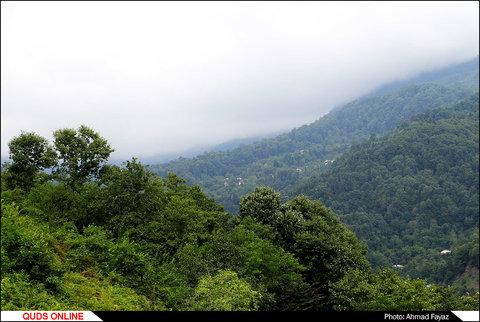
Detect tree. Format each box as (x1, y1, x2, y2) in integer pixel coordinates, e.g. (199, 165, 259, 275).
(53, 125, 114, 190)
(100, 158, 167, 235)
(237, 187, 281, 226)
(237, 189, 371, 309)
(282, 198, 371, 309)
(3, 132, 57, 191)
(189, 270, 261, 311)
(329, 268, 460, 311)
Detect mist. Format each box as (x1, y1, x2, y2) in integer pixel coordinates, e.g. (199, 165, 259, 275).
(2, 1, 478, 162)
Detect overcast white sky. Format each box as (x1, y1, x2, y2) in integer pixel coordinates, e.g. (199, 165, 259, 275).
(2, 1, 479, 161)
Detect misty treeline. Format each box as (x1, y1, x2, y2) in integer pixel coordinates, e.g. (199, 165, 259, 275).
(150, 83, 476, 229)
(150, 75, 477, 215)
(1, 125, 478, 311)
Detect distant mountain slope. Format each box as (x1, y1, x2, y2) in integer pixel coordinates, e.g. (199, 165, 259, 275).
(292, 93, 479, 292)
(150, 58, 478, 213)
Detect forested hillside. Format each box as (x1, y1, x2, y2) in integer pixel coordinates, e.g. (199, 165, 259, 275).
(292, 93, 479, 294)
(4, 127, 477, 311)
(150, 58, 478, 214)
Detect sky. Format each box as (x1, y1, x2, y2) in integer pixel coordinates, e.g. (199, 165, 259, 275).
(2, 1, 479, 162)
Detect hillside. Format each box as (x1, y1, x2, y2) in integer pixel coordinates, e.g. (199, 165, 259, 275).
(151, 84, 475, 213)
(292, 93, 479, 293)
(2, 124, 479, 311)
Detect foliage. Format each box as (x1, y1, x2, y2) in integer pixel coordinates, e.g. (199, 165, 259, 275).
(53, 125, 114, 190)
(1, 201, 64, 292)
(3, 132, 56, 191)
(238, 187, 281, 226)
(2, 96, 478, 312)
(60, 271, 152, 311)
(293, 93, 479, 293)
(458, 292, 480, 310)
(329, 268, 459, 311)
(188, 270, 260, 311)
(1, 272, 64, 311)
(1, 199, 153, 311)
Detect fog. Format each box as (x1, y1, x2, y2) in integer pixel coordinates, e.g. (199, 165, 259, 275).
(2, 1, 479, 162)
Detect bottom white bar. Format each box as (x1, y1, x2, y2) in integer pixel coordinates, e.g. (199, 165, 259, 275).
(0, 311, 102, 322)
(452, 311, 479, 322)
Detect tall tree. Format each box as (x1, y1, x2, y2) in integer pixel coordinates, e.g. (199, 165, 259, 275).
(237, 188, 371, 309)
(237, 187, 281, 226)
(3, 132, 57, 191)
(53, 125, 114, 190)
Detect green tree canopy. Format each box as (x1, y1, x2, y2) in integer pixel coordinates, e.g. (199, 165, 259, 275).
(189, 270, 261, 311)
(236, 188, 371, 309)
(238, 187, 281, 226)
(3, 132, 57, 191)
(53, 125, 114, 190)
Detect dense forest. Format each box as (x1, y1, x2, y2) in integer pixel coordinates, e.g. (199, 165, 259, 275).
(292, 93, 479, 294)
(1, 125, 478, 311)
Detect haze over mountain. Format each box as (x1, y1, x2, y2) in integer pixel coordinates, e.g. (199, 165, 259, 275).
(2, 2, 479, 162)
(151, 56, 479, 212)
(126, 56, 480, 165)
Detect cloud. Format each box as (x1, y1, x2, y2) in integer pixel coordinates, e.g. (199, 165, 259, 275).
(2, 1, 479, 160)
